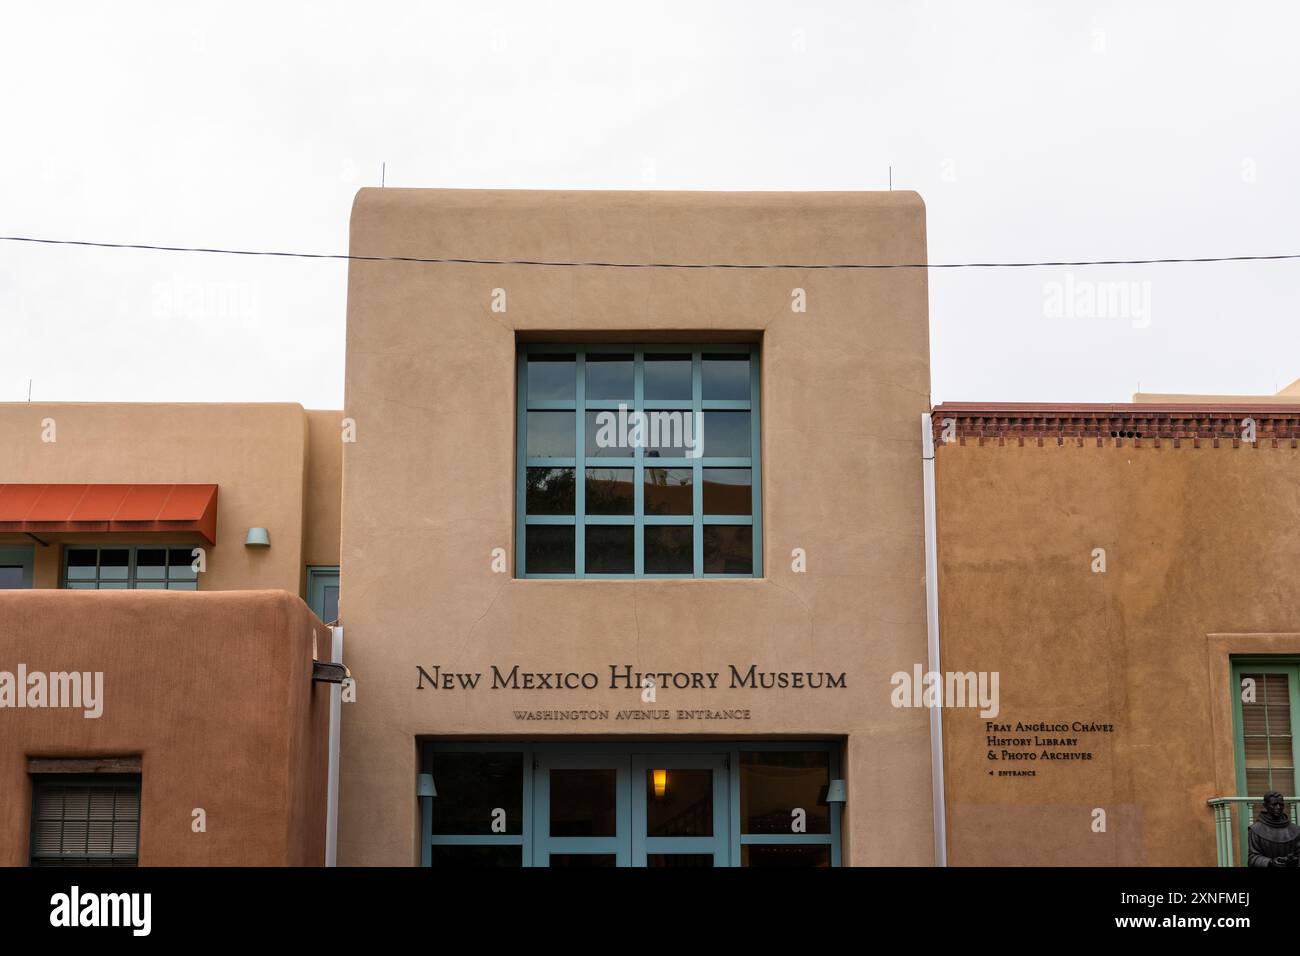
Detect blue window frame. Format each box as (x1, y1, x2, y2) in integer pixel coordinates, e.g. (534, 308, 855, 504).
(307, 566, 340, 623)
(420, 741, 841, 867)
(516, 344, 762, 578)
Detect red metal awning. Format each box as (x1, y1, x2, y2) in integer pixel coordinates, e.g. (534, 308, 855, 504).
(0, 484, 219, 544)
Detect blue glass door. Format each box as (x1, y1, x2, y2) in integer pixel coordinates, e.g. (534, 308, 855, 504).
(534, 753, 631, 867)
(632, 753, 729, 867)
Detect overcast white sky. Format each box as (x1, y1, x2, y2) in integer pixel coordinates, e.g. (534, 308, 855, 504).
(2, 1, 1297, 408)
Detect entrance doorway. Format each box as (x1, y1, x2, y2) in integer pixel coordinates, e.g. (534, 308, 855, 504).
(421, 741, 841, 867)
(536, 751, 728, 866)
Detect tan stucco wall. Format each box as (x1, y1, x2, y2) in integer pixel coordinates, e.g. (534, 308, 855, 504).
(0, 590, 330, 865)
(0, 403, 341, 598)
(935, 441, 1300, 865)
(339, 188, 933, 865)
(303, 410, 343, 572)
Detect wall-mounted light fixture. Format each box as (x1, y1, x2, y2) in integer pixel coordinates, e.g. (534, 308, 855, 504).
(244, 527, 270, 547)
(417, 773, 437, 798)
(652, 769, 667, 799)
(826, 779, 847, 804)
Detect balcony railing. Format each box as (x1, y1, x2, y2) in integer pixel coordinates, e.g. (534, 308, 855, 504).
(1207, 796, 1300, 866)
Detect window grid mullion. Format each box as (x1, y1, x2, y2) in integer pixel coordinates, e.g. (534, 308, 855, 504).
(692, 352, 704, 578)
(634, 349, 645, 577)
(749, 343, 763, 576)
(575, 351, 586, 576)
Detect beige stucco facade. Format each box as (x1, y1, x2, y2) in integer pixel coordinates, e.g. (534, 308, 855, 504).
(0, 402, 341, 595)
(338, 188, 935, 865)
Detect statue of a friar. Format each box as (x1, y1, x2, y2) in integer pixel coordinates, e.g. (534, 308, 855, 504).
(1249, 791, 1300, 867)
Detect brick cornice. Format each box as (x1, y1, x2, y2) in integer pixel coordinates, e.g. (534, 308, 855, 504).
(930, 403, 1300, 448)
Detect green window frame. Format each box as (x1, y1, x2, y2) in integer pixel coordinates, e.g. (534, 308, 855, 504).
(1232, 659, 1300, 798)
(30, 774, 142, 867)
(420, 741, 840, 867)
(307, 565, 340, 623)
(62, 546, 200, 590)
(516, 344, 763, 578)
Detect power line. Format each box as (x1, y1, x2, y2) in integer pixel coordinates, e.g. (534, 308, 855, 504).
(2, 234, 1299, 270)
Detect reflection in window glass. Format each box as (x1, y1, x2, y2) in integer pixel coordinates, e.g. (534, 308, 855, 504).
(527, 411, 576, 457)
(702, 469, 751, 515)
(644, 468, 692, 515)
(168, 549, 198, 580)
(644, 354, 691, 400)
(136, 549, 167, 579)
(586, 468, 633, 515)
(703, 354, 750, 400)
(63, 547, 201, 590)
(66, 549, 97, 580)
(645, 769, 713, 837)
(585, 354, 633, 400)
(644, 409, 698, 457)
(527, 355, 576, 401)
(703, 411, 750, 457)
(430, 752, 524, 835)
(519, 346, 759, 578)
(527, 468, 576, 515)
(585, 411, 632, 458)
(740, 751, 831, 834)
(99, 549, 129, 579)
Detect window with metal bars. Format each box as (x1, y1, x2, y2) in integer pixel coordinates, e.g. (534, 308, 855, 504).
(30, 774, 141, 866)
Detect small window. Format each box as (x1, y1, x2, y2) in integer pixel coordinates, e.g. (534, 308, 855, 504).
(63, 546, 199, 590)
(0, 546, 34, 589)
(517, 345, 762, 578)
(1234, 663, 1300, 796)
(30, 774, 141, 867)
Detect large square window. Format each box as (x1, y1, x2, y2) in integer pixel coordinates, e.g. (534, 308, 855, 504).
(517, 345, 761, 578)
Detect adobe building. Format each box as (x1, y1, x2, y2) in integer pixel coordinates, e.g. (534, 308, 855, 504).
(932, 399, 1300, 866)
(8, 187, 1291, 870)
(0, 403, 343, 864)
(0, 590, 331, 866)
(337, 188, 936, 866)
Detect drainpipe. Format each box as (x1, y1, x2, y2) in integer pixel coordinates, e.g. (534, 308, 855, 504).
(921, 413, 948, 867)
(326, 625, 343, 867)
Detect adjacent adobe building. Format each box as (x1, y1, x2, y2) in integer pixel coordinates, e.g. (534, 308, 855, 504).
(337, 188, 935, 867)
(932, 398, 1300, 866)
(0, 404, 342, 864)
